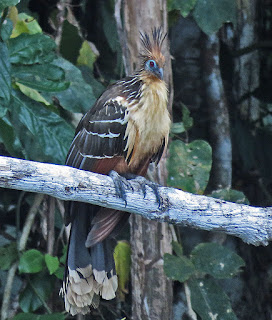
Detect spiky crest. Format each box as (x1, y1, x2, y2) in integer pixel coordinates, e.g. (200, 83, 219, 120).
(140, 27, 166, 68)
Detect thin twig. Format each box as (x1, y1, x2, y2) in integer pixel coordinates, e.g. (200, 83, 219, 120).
(184, 282, 198, 320)
(0, 262, 18, 320)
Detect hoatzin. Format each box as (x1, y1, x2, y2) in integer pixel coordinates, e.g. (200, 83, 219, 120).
(61, 28, 171, 315)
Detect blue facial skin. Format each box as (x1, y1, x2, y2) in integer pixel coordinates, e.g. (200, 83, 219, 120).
(145, 59, 163, 80)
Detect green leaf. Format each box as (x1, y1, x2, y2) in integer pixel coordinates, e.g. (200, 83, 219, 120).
(164, 253, 195, 282)
(0, 242, 18, 270)
(41, 57, 96, 113)
(167, 140, 212, 194)
(193, 0, 237, 35)
(191, 243, 245, 279)
(12, 313, 37, 320)
(172, 241, 183, 257)
(101, 4, 120, 53)
(12, 65, 70, 92)
(54, 266, 65, 280)
(19, 249, 44, 274)
(15, 82, 51, 105)
(0, 0, 20, 11)
(59, 245, 67, 265)
(182, 104, 193, 131)
(0, 116, 23, 157)
(11, 12, 42, 38)
(114, 241, 131, 300)
(1, 18, 13, 41)
(19, 271, 55, 312)
(188, 277, 238, 320)
(13, 313, 66, 320)
(0, 42, 11, 107)
(45, 254, 60, 275)
(9, 33, 56, 65)
(12, 64, 69, 93)
(9, 91, 74, 164)
(171, 122, 185, 134)
(79, 65, 105, 99)
(12, 63, 66, 82)
(59, 20, 83, 64)
(77, 40, 98, 70)
(209, 189, 250, 204)
(168, 0, 197, 18)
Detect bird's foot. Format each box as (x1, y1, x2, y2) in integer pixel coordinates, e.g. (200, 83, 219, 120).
(109, 171, 133, 205)
(109, 171, 162, 208)
(130, 175, 162, 208)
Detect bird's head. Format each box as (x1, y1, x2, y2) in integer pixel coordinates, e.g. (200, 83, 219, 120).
(140, 27, 166, 80)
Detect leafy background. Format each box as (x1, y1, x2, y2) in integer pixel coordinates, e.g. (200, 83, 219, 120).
(0, 0, 272, 319)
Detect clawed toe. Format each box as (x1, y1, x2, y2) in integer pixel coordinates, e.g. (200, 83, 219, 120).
(109, 170, 133, 205)
(109, 171, 163, 208)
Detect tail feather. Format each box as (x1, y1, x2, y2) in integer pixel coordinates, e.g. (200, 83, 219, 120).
(60, 202, 118, 315)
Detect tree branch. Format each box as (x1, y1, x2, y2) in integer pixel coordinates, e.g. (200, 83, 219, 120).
(0, 155, 272, 246)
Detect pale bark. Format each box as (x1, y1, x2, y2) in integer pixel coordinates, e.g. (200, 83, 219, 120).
(1, 156, 272, 247)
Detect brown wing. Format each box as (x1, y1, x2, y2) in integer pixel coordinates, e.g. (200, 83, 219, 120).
(65, 77, 143, 236)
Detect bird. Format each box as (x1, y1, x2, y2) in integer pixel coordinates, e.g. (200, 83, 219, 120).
(60, 27, 171, 316)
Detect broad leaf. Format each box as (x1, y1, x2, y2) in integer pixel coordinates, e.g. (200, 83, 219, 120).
(210, 188, 249, 204)
(0, 242, 18, 270)
(114, 241, 131, 300)
(15, 82, 51, 106)
(172, 241, 183, 257)
(19, 249, 44, 274)
(188, 278, 238, 320)
(45, 254, 60, 275)
(182, 104, 193, 131)
(9, 91, 74, 164)
(168, 0, 197, 18)
(0, 117, 23, 157)
(164, 253, 195, 282)
(167, 140, 212, 194)
(1, 18, 13, 41)
(12, 64, 69, 92)
(54, 266, 65, 280)
(77, 40, 98, 70)
(41, 57, 96, 113)
(171, 122, 185, 135)
(0, 0, 20, 11)
(191, 243, 245, 279)
(9, 33, 56, 65)
(0, 42, 11, 107)
(19, 271, 55, 312)
(11, 12, 42, 38)
(193, 0, 237, 35)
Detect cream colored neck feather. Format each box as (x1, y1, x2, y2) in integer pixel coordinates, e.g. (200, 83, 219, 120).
(125, 75, 171, 167)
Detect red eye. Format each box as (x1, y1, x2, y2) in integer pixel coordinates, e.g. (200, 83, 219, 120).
(149, 60, 155, 67)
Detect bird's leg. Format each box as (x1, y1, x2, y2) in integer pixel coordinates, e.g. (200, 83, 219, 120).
(109, 170, 133, 205)
(109, 171, 162, 208)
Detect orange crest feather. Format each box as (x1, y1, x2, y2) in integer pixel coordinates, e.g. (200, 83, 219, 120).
(140, 27, 166, 68)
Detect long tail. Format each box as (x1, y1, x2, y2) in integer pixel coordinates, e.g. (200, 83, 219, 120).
(60, 202, 118, 316)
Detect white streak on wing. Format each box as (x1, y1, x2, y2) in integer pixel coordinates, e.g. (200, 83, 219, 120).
(89, 118, 127, 124)
(86, 130, 121, 138)
(79, 152, 115, 159)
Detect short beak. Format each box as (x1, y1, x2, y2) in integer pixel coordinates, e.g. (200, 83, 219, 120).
(156, 67, 163, 80)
